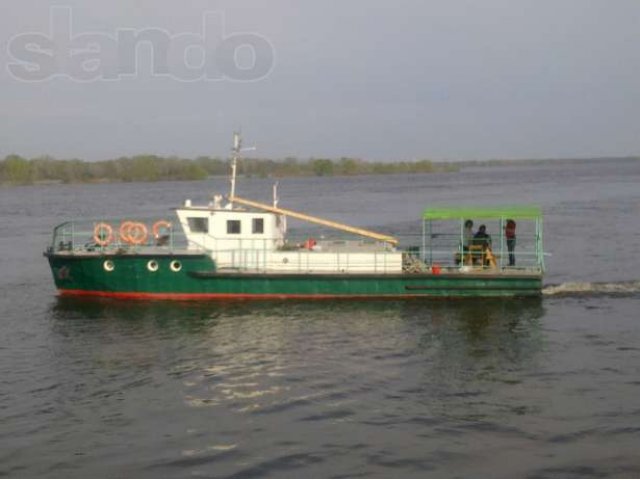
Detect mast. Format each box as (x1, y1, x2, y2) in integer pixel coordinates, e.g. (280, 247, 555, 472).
(229, 131, 241, 206)
(225, 132, 396, 245)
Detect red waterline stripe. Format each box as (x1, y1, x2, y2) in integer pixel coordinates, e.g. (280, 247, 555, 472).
(58, 289, 417, 301)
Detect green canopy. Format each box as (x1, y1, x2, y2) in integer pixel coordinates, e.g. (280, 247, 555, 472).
(423, 205, 542, 220)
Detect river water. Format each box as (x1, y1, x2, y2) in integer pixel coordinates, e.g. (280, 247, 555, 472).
(1, 159, 639, 478)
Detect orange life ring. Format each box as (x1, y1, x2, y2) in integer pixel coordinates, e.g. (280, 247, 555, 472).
(128, 222, 148, 245)
(119, 221, 148, 245)
(152, 220, 172, 239)
(93, 222, 114, 246)
(119, 221, 135, 244)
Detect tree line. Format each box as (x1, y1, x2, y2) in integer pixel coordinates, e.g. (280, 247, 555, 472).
(0, 154, 457, 185)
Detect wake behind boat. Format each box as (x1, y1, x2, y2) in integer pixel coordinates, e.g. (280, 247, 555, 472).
(44, 133, 545, 299)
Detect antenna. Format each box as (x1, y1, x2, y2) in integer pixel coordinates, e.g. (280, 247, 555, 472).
(228, 131, 256, 206)
(273, 181, 279, 207)
(229, 131, 241, 202)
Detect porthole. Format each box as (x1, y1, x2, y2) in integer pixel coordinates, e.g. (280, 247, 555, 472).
(282, 257, 289, 264)
(147, 260, 159, 272)
(170, 260, 182, 272)
(103, 260, 115, 272)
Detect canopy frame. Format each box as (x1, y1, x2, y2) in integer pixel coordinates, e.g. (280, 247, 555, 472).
(420, 205, 544, 271)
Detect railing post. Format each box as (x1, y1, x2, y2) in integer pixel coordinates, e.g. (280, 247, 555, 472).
(499, 217, 504, 269)
(460, 218, 463, 267)
(428, 220, 433, 265)
(422, 219, 426, 262)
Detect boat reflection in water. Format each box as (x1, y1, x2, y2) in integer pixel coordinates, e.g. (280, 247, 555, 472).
(51, 296, 545, 403)
(49, 297, 545, 477)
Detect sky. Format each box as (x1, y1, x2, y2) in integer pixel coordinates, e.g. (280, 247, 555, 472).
(0, 0, 639, 161)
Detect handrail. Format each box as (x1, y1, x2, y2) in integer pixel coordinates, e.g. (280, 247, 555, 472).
(48, 217, 189, 253)
(212, 246, 401, 273)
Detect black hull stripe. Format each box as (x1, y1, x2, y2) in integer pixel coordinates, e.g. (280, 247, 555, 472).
(405, 284, 538, 291)
(189, 271, 542, 281)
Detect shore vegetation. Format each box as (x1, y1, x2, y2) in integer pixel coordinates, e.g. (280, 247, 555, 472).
(0, 154, 457, 186)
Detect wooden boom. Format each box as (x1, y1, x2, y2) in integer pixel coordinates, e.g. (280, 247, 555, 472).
(229, 195, 399, 246)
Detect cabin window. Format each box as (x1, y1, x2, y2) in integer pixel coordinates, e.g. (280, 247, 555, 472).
(187, 217, 208, 233)
(252, 218, 264, 234)
(227, 220, 241, 234)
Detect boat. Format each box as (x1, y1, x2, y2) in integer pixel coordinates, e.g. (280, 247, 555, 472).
(44, 133, 545, 299)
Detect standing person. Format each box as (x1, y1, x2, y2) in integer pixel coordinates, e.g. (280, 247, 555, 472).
(463, 219, 474, 251)
(505, 219, 516, 266)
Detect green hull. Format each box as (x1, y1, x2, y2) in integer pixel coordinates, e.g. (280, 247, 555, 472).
(46, 253, 542, 299)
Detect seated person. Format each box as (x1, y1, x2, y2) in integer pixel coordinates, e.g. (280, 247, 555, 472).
(472, 225, 494, 266)
(472, 224, 492, 250)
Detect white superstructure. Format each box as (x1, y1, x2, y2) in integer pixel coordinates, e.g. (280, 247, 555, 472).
(175, 132, 403, 274)
(175, 201, 402, 273)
